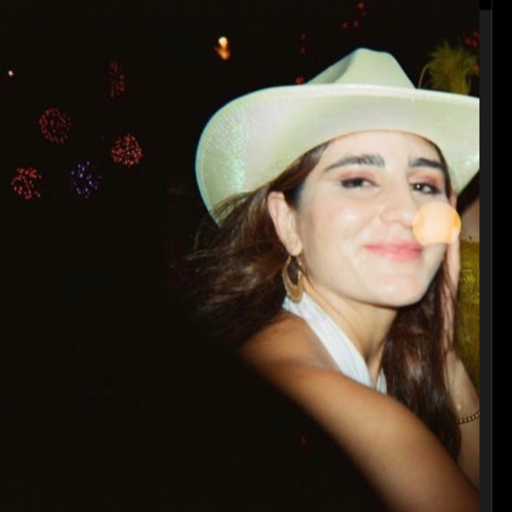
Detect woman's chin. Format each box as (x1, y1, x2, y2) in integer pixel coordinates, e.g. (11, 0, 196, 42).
(370, 281, 429, 308)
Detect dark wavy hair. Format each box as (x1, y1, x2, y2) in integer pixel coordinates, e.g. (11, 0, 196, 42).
(188, 136, 461, 459)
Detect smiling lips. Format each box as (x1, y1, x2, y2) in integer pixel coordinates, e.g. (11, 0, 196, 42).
(365, 241, 424, 261)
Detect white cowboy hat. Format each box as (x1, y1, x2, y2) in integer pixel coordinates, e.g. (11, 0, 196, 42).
(195, 47, 479, 219)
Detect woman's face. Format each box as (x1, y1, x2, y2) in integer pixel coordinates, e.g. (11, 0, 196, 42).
(274, 130, 451, 309)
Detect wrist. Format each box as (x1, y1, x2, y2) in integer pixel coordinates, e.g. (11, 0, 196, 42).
(445, 353, 480, 417)
(455, 409, 480, 425)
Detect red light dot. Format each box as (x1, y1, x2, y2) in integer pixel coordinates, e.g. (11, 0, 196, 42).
(357, 2, 365, 10)
(353, 20, 360, 28)
(39, 108, 72, 144)
(342, 21, 349, 29)
(108, 61, 127, 99)
(111, 134, 144, 167)
(11, 167, 44, 199)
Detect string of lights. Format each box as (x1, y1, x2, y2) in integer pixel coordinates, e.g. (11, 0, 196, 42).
(1, 5, 478, 199)
(70, 161, 103, 198)
(108, 60, 127, 99)
(39, 108, 72, 145)
(111, 134, 144, 167)
(11, 167, 44, 200)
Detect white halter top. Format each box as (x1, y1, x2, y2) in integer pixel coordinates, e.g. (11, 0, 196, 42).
(283, 292, 387, 393)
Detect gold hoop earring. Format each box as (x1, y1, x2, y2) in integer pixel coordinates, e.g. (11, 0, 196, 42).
(282, 255, 304, 303)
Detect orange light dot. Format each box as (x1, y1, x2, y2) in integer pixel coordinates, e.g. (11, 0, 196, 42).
(215, 37, 231, 61)
(8, 70, 14, 77)
(413, 203, 461, 246)
(111, 134, 144, 167)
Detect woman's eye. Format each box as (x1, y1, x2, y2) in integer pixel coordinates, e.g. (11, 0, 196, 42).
(340, 178, 374, 189)
(411, 182, 443, 195)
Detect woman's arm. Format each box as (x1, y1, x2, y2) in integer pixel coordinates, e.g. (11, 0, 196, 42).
(240, 304, 479, 512)
(249, 358, 479, 512)
(445, 351, 480, 488)
(443, 218, 480, 488)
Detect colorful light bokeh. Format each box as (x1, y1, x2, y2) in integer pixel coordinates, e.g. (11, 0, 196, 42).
(463, 31, 479, 74)
(11, 167, 44, 200)
(464, 30, 480, 49)
(299, 31, 307, 55)
(39, 107, 72, 144)
(108, 60, 127, 99)
(214, 36, 231, 61)
(342, 1, 369, 29)
(70, 161, 103, 198)
(111, 134, 144, 167)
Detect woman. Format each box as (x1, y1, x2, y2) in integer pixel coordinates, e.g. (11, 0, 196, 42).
(192, 48, 479, 511)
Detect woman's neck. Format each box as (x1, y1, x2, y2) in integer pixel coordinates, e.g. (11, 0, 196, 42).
(303, 282, 397, 385)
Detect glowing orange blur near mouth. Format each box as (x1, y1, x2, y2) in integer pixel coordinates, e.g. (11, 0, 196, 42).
(413, 203, 461, 245)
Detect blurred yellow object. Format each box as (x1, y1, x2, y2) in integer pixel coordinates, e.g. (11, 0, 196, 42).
(455, 239, 479, 389)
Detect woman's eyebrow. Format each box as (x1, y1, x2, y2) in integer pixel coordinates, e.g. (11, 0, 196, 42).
(323, 154, 445, 172)
(323, 154, 385, 172)
(410, 157, 445, 171)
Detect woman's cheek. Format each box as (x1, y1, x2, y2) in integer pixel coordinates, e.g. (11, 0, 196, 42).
(341, 207, 364, 225)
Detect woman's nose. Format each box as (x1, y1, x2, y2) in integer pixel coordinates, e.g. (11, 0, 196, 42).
(379, 186, 418, 227)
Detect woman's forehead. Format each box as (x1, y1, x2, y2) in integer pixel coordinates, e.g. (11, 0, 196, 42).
(330, 130, 438, 153)
(314, 130, 442, 169)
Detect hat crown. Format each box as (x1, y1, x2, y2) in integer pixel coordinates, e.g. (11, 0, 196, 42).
(308, 48, 415, 89)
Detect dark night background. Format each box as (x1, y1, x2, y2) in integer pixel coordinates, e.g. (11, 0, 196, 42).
(1, 1, 479, 509)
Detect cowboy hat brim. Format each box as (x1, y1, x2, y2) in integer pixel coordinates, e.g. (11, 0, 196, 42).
(196, 83, 479, 218)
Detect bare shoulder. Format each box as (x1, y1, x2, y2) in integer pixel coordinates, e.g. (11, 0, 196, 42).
(239, 311, 478, 512)
(239, 309, 337, 371)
